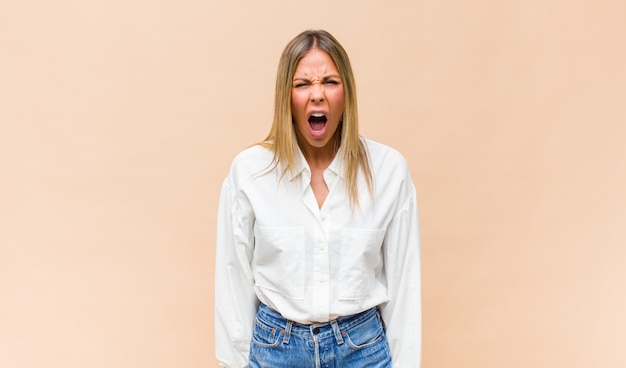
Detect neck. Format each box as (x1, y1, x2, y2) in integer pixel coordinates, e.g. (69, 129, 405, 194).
(303, 149, 335, 170)
(298, 137, 339, 170)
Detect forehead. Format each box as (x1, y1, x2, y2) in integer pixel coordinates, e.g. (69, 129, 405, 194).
(293, 48, 339, 77)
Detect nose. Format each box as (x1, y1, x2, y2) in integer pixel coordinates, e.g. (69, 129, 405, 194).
(310, 82, 324, 102)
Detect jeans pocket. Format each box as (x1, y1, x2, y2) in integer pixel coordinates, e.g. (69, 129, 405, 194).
(343, 313, 385, 349)
(251, 318, 281, 348)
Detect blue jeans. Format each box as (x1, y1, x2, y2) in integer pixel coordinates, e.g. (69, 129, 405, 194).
(249, 304, 392, 368)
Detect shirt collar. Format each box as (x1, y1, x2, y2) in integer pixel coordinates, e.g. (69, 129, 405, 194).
(327, 148, 345, 180)
(287, 146, 308, 181)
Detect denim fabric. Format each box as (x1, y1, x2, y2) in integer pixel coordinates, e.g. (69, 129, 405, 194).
(249, 304, 392, 368)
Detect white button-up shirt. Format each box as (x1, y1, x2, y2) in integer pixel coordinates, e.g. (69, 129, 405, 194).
(215, 138, 421, 367)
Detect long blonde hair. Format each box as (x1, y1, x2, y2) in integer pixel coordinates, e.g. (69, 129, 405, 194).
(261, 30, 373, 207)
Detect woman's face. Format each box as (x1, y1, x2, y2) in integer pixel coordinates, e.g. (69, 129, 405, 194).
(291, 48, 345, 156)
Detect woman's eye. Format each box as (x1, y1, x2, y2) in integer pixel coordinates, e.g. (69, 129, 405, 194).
(294, 83, 307, 88)
(325, 80, 339, 85)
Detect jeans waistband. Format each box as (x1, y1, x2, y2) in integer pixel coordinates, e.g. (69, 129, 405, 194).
(256, 304, 379, 345)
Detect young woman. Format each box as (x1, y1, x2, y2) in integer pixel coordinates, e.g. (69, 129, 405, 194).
(215, 30, 421, 367)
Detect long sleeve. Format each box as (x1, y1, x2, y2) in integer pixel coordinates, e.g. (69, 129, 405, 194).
(214, 180, 258, 368)
(380, 181, 422, 367)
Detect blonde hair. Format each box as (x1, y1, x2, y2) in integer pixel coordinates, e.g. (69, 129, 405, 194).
(260, 29, 373, 207)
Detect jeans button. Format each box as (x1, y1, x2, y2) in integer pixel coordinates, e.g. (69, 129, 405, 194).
(312, 327, 320, 334)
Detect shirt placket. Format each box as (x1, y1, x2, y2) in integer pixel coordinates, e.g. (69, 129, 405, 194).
(303, 169, 334, 321)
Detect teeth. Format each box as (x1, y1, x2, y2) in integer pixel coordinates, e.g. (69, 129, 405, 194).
(311, 113, 326, 118)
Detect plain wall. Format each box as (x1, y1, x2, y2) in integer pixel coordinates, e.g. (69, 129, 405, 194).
(1, 1, 625, 367)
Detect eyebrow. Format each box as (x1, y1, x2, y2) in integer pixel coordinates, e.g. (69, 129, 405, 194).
(292, 75, 341, 82)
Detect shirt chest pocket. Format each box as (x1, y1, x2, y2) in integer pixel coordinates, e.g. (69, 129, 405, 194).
(339, 228, 386, 300)
(253, 225, 306, 300)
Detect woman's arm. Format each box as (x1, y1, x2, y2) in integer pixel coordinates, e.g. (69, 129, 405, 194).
(214, 180, 257, 368)
(380, 178, 422, 367)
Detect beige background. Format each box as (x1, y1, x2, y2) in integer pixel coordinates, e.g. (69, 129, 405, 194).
(1, 0, 625, 367)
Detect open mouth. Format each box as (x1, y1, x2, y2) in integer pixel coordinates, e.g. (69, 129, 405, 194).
(308, 113, 327, 132)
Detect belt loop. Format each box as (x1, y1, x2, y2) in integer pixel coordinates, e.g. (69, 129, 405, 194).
(283, 320, 293, 344)
(330, 320, 344, 345)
